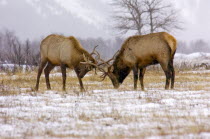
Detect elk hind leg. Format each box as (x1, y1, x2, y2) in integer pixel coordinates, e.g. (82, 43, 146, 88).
(160, 62, 171, 90)
(61, 64, 67, 91)
(169, 59, 175, 89)
(35, 60, 47, 91)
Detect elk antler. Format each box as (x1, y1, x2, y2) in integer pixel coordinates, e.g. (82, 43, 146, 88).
(90, 45, 99, 56)
(96, 50, 120, 80)
(81, 50, 120, 81)
(81, 54, 109, 81)
(97, 50, 120, 66)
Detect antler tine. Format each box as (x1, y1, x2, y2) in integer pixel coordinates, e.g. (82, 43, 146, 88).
(96, 51, 120, 80)
(80, 48, 119, 81)
(81, 54, 109, 81)
(100, 73, 107, 81)
(90, 45, 103, 64)
(81, 54, 107, 73)
(90, 45, 99, 56)
(80, 60, 108, 81)
(97, 50, 120, 67)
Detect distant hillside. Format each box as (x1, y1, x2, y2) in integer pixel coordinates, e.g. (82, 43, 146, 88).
(0, 0, 107, 40)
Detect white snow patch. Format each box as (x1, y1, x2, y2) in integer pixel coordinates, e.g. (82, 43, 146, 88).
(0, 89, 209, 138)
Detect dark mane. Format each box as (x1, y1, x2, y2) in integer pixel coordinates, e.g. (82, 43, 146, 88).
(117, 66, 131, 83)
(113, 54, 132, 84)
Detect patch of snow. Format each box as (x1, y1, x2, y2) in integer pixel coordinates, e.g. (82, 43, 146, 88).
(0, 89, 209, 138)
(181, 70, 210, 74)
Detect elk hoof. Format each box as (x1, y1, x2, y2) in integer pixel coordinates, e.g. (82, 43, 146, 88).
(34, 87, 38, 91)
(80, 88, 86, 92)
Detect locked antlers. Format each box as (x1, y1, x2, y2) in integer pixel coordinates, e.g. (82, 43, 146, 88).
(81, 46, 120, 80)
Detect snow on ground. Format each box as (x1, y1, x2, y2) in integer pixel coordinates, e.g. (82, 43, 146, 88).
(174, 52, 210, 68)
(175, 52, 210, 62)
(0, 89, 210, 138)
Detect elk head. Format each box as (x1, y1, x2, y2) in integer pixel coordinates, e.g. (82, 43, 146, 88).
(101, 58, 131, 89)
(80, 48, 131, 89)
(76, 46, 98, 78)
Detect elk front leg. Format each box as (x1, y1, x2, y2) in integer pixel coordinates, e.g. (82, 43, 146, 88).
(74, 68, 85, 92)
(78, 77, 85, 92)
(133, 66, 139, 90)
(139, 68, 146, 91)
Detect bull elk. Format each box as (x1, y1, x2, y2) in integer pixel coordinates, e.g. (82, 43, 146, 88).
(99, 32, 177, 90)
(35, 34, 97, 91)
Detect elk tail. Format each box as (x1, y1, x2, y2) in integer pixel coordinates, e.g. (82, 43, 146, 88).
(163, 32, 177, 58)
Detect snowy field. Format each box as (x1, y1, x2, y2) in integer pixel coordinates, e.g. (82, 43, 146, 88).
(0, 53, 210, 138)
(0, 89, 210, 138)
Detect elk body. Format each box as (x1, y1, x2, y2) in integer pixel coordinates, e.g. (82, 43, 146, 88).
(35, 34, 96, 91)
(105, 32, 177, 90)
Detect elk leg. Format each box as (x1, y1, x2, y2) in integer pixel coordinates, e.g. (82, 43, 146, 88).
(78, 77, 85, 92)
(35, 61, 47, 91)
(139, 67, 146, 91)
(133, 66, 139, 90)
(160, 62, 171, 90)
(169, 60, 175, 89)
(61, 64, 67, 91)
(164, 70, 171, 90)
(74, 68, 85, 92)
(44, 63, 55, 90)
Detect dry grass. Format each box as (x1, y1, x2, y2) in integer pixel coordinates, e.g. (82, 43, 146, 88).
(0, 68, 210, 93)
(0, 68, 210, 138)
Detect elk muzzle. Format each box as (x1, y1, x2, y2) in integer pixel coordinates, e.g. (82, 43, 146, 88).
(107, 72, 120, 89)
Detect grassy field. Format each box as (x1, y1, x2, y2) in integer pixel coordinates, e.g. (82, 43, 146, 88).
(0, 68, 210, 138)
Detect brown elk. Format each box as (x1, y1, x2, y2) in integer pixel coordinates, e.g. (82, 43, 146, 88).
(35, 34, 97, 91)
(99, 32, 177, 90)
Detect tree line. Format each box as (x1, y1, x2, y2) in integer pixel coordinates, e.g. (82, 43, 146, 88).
(0, 28, 209, 69)
(0, 29, 124, 69)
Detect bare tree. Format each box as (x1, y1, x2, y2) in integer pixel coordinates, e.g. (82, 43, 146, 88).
(11, 37, 24, 67)
(3, 30, 23, 67)
(112, 0, 146, 35)
(112, 0, 182, 35)
(24, 39, 31, 70)
(144, 0, 182, 33)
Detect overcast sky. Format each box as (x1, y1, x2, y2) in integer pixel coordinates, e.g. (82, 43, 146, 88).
(0, 0, 209, 42)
